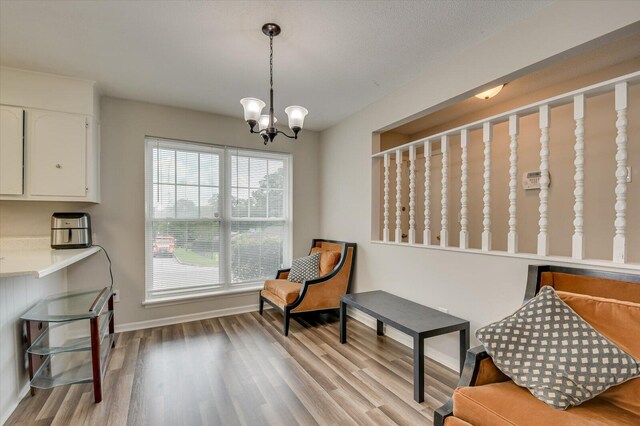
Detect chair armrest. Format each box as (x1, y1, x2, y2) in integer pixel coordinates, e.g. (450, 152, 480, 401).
(434, 346, 510, 426)
(434, 400, 453, 426)
(275, 268, 290, 279)
(289, 269, 346, 311)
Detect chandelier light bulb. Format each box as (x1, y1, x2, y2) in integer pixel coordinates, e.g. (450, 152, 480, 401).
(258, 114, 276, 131)
(285, 106, 309, 130)
(240, 98, 265, 122)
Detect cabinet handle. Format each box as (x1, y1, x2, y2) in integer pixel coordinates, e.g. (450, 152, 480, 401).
(55, 164, 62, 169)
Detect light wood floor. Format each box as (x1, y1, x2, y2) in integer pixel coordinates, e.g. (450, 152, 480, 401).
(6, 310, 458, 425)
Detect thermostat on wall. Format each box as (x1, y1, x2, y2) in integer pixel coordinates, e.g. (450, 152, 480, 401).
(522, 171, 549, 190)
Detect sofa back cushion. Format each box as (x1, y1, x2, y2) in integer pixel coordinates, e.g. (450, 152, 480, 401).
(541, 272, 640, 304)
(557, 291, 640, 415)
(310, 247, 342, 276)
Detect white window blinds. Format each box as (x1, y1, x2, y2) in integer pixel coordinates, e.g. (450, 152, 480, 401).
(145, 138, 291, 301)
(230, 152, 289, 284)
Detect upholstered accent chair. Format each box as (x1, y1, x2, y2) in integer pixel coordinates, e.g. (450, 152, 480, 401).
(435, 265, 640, 426)
(259, 239, 356, 336)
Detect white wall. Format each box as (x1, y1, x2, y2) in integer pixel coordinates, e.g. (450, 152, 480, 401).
(1, 96, 321, 327)
(319, 1, 640, 371)
(71, 97, 321, 327)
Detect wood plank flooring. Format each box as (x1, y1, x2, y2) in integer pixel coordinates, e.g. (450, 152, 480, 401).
(6, 310, 458, 425)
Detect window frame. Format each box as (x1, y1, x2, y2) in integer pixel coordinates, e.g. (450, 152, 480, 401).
(144, 137, 293, 304)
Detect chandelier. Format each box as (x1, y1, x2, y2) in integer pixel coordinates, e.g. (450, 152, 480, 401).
(240, 23, 308, 144)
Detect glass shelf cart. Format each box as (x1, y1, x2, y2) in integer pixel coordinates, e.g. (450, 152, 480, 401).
(21, 287, 115, 403)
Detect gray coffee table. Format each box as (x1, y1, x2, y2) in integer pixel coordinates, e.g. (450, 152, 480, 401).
(340, 290, 470, 403)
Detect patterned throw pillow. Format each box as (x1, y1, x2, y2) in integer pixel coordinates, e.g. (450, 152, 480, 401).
(476, 286, 640, 410)
(287, 253, 320, 283)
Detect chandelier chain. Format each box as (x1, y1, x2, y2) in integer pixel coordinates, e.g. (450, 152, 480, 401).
(269, 35, 273, 90)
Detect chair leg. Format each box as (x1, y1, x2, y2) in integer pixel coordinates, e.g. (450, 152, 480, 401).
(259, 297, 264, 315)
(283, 310, 290, 336)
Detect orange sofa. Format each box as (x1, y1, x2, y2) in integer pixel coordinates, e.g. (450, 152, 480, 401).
(435, 265, 640, 426)
(259, 239, 356, 335)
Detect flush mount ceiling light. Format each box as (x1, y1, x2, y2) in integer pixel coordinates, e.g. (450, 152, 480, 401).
(240, 23, 308, 145)
(475, 84, 504, 100)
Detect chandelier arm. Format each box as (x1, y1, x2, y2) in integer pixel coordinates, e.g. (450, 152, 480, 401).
(276, 129, 297, 139)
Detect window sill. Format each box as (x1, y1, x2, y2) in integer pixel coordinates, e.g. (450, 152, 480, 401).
(142, 284, 263, 308)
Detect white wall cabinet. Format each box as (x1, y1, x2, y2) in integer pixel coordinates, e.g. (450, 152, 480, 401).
(0, 105, 24, 195)
(28, 110, 88, 197)
(0, 68, 100, 203)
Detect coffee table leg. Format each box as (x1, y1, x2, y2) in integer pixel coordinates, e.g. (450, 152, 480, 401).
(376, 320, 384, 336)
(413, 334, 424, 403)
(340, 301, 347, 344)
(459, 326, 470, 375)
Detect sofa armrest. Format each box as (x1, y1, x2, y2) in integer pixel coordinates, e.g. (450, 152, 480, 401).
(276, 268, 290, 280)
(434, 346, 511, 426)
(460, 345, 509, 387)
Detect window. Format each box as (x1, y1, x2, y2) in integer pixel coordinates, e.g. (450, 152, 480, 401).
(145, 138, 291, 301)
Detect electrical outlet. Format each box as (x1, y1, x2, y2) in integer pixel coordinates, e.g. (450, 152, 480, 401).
(437, 306, 449, 314)
(113, 289, 120, 303)
(627, 166, 632, 183)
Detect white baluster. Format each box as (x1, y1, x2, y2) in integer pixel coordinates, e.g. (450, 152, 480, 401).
(440, 135, 449, 247)
(424, 141, 432, 245)
(482, 123, 492, 251)
(613, 82, 628, 263)
(572, 95, 585, 259)
(408, 145, 416, 244)
(395, 150, 403, 243)
(459, 129, 469, 249)
(537, 105, 550, 256)
(383, 153, 390, 242)
(508, 115, 519, 254)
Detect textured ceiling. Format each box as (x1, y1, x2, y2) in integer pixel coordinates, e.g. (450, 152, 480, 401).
(0, 1, 552, 131)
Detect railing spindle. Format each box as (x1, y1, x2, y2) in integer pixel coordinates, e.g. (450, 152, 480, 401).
(459, 129, 469, 249)
(572, 95, 585, 259)
(613, 82, 628, 263)
(537, 105, 550, 256)
(424, 141, 431, 245)
(440, 135, 449, 247)
(508, 115, 519, 254)
(482, 123, 492, 251)
(408, 145, 416, 244)
(395, 149, 403, 243)
(383, 153, 390, 242)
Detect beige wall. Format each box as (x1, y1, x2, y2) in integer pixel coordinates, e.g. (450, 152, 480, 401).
(0, 97, 321, 326)
(319, 1, 640, 370)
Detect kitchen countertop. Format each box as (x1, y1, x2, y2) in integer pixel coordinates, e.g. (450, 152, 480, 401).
(0, 238, 101, 278)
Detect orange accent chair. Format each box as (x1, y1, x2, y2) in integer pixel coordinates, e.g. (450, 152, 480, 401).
(435, 265, 640, 426)
(259, 239, 356, 336)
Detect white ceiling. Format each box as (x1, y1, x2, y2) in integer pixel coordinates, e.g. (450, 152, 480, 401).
(0, 1, 552, 131)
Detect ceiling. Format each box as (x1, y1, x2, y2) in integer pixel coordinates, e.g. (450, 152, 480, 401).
(0, 1, 552, 131)
(391, 30, 640, 138)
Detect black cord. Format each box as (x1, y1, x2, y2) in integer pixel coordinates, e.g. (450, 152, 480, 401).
(94, 244, 114, 291)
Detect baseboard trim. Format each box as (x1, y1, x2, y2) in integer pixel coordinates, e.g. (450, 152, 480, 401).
(1, 383, 30, 425)
(347, 308, 460, 373)
(115, 303, 266, 333)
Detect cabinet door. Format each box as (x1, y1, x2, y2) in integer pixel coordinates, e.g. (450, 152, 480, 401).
(28, 110, 87, 197)
(0, 105, 24, 195)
